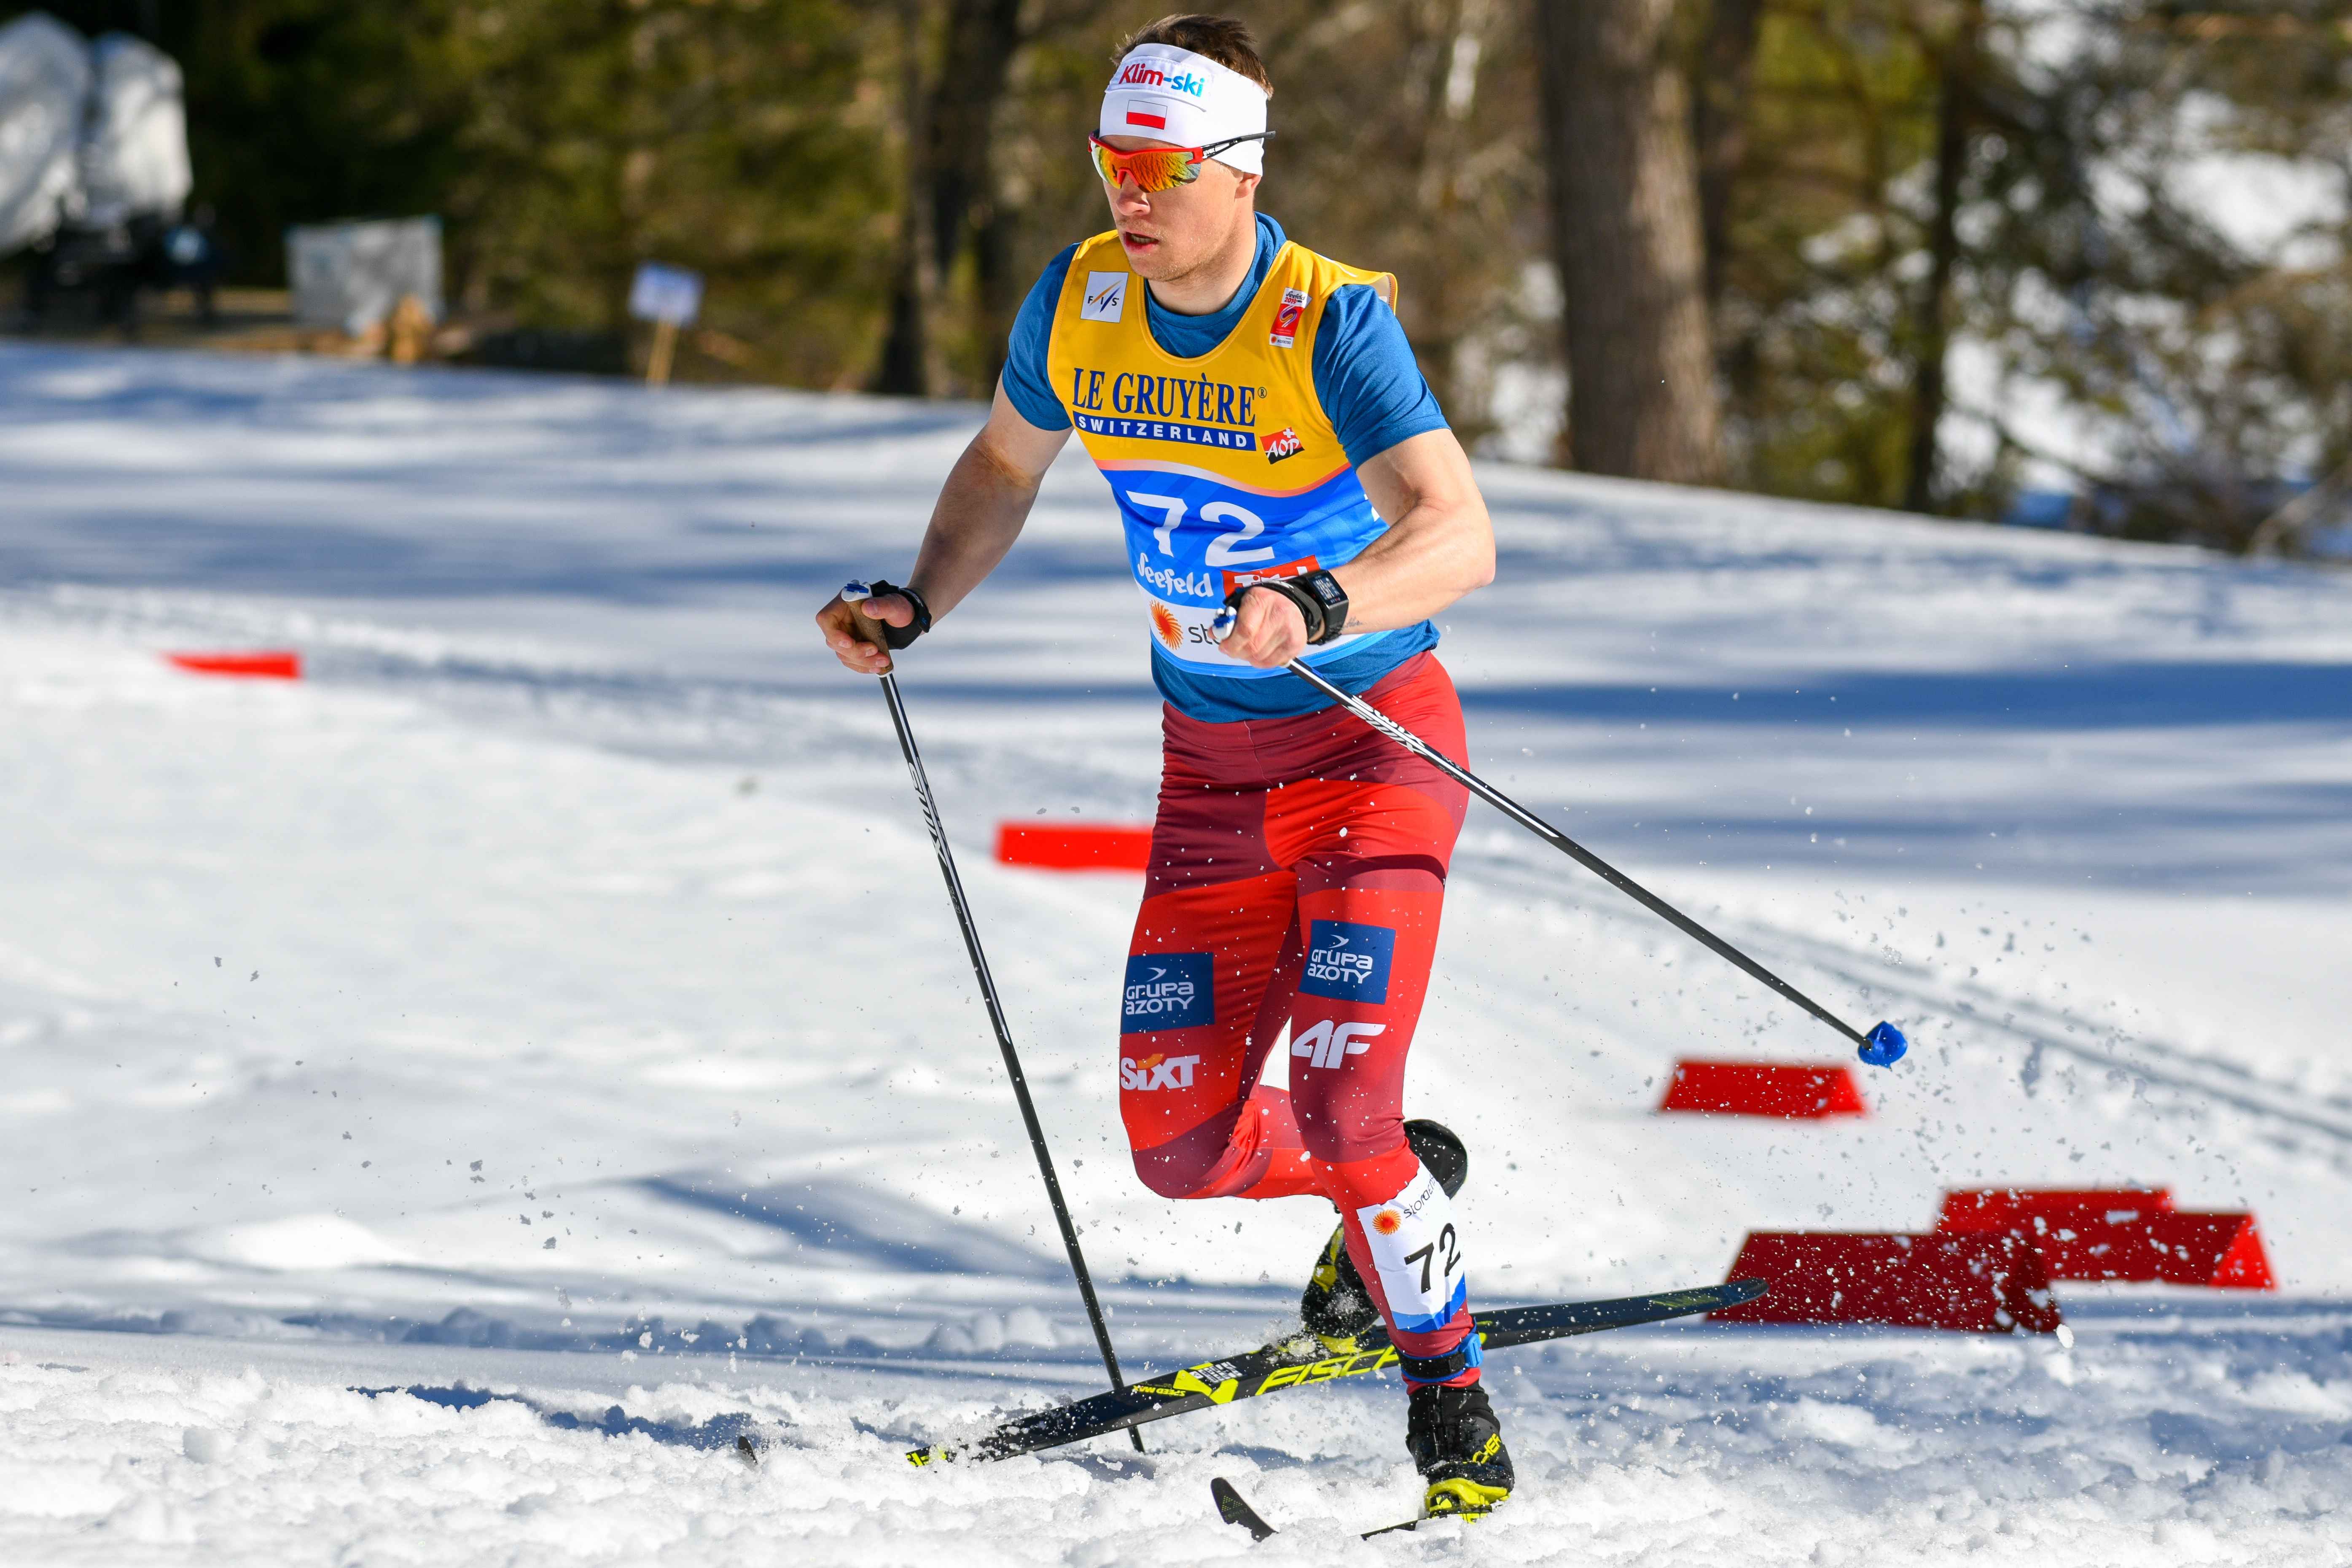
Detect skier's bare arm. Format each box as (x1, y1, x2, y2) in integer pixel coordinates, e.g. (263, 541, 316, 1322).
(1217, 428, 1495, 669)
(816, 385, 1072, 673)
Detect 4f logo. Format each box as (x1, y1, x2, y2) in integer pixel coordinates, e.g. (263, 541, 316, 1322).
(1122, 1052, 1201, 1091)
(1292, 1018, 1384, 1070)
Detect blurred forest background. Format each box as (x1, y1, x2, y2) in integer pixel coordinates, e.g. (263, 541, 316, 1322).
(11, 0, 2352, 552)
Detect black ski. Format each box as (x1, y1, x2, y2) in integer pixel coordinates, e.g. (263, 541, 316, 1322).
(1212, 1477, 1427, 1540)
(1211, 1477, 1277, 1541)
(906, 1278, 1764, 1465)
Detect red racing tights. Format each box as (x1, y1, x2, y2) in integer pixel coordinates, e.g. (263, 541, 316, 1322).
(1118, 652, 1479, 1382)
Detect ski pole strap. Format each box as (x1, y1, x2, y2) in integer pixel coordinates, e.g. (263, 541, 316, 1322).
(1222, 570, 1349, 645)
(841, 579, 933, 650)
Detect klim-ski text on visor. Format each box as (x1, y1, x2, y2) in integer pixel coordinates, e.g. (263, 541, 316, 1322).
(1100, 43, 1269, 175)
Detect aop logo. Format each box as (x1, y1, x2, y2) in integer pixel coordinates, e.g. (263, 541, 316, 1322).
(1292, 1018, 1384, 1070)
(1122, 1052, 1202, 1091)
(1262, 426, 1303, 463)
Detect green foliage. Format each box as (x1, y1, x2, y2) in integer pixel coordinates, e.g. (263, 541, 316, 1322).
(423, 0, 895, 387)
(7, 0, 896, 387)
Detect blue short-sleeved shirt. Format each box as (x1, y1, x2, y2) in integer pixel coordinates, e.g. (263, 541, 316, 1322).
(1003, 215, 1449, 723)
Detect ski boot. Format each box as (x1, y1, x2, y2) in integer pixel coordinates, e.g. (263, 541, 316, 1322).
(1407, 1378, 1514, 1517)
(1296, 1119, 1469, 1353)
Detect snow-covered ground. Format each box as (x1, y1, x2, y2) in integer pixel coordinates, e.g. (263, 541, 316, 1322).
(2, 344, 2348, 1564)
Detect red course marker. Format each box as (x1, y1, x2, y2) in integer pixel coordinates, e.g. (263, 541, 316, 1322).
(1710, 1231, 2063, 1333)
(164, 651, 302, 680)
(995, 822, 1153, 873)
(1658, 1060, 1867, 1119)
(1938, 1188, 2274, 1289)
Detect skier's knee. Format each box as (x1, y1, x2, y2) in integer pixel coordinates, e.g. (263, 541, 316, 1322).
(1130, 1145, 1217, 1200)
(1127, 1105, 1247, 1199)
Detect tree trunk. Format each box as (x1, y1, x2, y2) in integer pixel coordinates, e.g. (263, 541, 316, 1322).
(873, 0, 946, 397)
(1903, 0, 1981, 515)
(1532, 0, 1722, 481)
(928, 0, 1024, 388)
(1693, 0, 1762, 314)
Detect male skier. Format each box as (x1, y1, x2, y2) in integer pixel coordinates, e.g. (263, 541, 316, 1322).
(816, 13, 1509, 1516)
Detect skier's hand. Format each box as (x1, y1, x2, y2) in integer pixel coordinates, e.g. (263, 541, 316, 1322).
(1217, 585, 1310, 668)
(817, 589, 914, 675)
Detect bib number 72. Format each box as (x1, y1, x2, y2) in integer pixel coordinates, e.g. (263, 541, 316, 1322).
(1125, 490, 1276, 568)
(1403, 1224, 1461, 1294)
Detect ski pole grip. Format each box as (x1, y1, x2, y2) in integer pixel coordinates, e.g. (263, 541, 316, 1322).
(840, 579, 895, 655)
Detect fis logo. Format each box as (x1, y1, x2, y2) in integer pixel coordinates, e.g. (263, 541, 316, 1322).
(1262, 426, 1303, 464)
(1292, 1017, 1384, 1070)
(1299, 920, 1395, 1004)
(1122, 1051, 1202, 1091)
(1270, 287, 1308, 347)
(1118, 62, 1207, 96)
(1081, 272, 1129, 323)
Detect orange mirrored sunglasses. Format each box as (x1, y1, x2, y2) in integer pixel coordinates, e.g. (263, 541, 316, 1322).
(1088, 132, 1272, 194)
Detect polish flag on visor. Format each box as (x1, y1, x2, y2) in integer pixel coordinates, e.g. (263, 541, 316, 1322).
(1100, 43, 1269, 174)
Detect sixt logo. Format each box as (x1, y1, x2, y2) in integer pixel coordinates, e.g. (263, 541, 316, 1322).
(1291, 1018, 1384, 1070)
(1122, 1051, 1202, 1091)
(1118, 62, 1207, 96)
(1262, 426, 1303, 463)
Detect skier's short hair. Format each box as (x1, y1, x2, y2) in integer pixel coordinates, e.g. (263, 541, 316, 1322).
(1114, 14, 1272, 96)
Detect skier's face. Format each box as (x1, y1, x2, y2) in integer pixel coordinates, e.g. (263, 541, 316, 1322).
(1097, 136, 1259, 283)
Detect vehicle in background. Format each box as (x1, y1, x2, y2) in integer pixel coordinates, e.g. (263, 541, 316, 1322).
(1, 13, 199, 332)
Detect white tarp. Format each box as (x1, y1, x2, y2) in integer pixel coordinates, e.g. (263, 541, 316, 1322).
(80, 30, 191, 228)
(0, 12, 92, 254)
(288, 216, 443, 335)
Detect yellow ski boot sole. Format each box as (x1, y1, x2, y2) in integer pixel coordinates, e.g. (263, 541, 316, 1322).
(1423, 1476, 1511, 1518)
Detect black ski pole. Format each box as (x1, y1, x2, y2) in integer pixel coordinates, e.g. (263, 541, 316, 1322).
(844, 587, 1144, 1450)
(1214, 616, 1906, 1068)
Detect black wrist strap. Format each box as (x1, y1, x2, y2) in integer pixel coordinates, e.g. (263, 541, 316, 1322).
(852, 579, 932, 650)
(1396, 1342, 1478, 1383)
(1226, 569, 1349, 645)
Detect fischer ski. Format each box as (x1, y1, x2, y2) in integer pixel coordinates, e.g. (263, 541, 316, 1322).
(905, 1278, 1765, 1465)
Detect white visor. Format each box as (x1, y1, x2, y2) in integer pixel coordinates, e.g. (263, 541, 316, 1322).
(1099, 43, 1269, 175)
